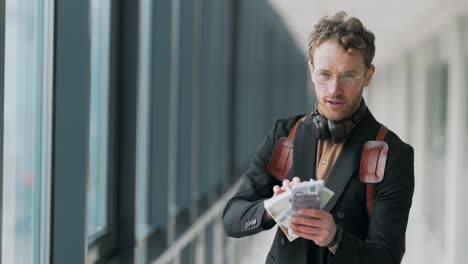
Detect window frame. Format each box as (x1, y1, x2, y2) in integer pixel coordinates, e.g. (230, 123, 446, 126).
(51, 0, 90, 263)
(87, 0, 113, 241)
(86, 0, 119, 262)
(0, 0, 5, 259)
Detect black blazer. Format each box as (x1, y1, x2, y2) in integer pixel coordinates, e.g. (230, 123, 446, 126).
(222, 108, 414, 264)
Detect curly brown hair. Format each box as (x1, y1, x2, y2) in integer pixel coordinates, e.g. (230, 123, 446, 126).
(308, 11, 375, 68)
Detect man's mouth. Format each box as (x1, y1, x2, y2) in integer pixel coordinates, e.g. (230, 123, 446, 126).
(325, 100, 345, 110)
(326, 100, 345, 105)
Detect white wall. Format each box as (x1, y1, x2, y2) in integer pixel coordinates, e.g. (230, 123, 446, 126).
(368, 10, 468, 264)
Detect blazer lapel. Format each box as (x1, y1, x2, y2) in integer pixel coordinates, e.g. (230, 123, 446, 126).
(291, 115, 317, 182)
(323, 110, 380, 212)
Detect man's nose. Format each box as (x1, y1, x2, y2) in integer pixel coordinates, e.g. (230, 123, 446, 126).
(327, 77, 342, 95)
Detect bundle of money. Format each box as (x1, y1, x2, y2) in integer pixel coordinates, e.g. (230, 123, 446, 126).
(291, 180, 334, 211)
(264, 179, 334, 242)
(264, 190, 299, 241)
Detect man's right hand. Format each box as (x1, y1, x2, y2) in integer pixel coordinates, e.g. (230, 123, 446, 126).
(264, 177, 301, 223)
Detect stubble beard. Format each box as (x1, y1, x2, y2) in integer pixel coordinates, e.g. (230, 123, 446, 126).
(318, 88, 364, 121)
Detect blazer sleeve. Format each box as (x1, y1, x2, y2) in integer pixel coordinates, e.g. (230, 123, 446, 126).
(222, 117, 298, 238)
(330, 143, 415, 264)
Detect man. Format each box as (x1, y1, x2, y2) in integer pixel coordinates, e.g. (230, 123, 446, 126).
(222, 11, 414, 264)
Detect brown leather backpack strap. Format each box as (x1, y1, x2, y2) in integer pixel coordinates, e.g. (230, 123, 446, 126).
(365, 125, 388, 219)
(376, 125, 388, 141)
(288, 116, 306, 140)
(267, 116, 306, 181)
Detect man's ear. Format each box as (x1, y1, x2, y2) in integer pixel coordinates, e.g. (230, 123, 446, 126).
(308, 61, 314, 72)
(308, 61, 315, 83)
(364, 64, 375, 87)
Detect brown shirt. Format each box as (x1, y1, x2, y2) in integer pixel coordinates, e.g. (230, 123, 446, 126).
(314, 118, 355, 181)
(315, 140, 344, 181)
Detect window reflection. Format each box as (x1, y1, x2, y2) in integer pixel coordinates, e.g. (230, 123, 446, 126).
(466, 56, 468, 189)
(135, 0, 153, 240)
(424, 62, 448, 247)
(87, 0, 112, 240)
(2, 0, 53, 263)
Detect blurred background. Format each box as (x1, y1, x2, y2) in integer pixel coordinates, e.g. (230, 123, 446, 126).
(1, 0, 467, 263)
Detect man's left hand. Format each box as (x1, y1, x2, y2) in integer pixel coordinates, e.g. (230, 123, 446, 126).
(290, 209, 337, 247)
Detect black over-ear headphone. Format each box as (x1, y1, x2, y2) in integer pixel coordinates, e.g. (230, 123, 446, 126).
(311, 99, 367, 143)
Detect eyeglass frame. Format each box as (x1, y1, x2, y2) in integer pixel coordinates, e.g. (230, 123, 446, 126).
(314, 67, 369, 87)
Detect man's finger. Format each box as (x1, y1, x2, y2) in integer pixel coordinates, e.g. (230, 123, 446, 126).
(272, 185, 285, 197)
(273, 185, 280, 193)
(296, 209, 329, 219)
(292, 177, 301, 185)
(290, 223, 321, 236)
(282, 179, 291, 190)
(290, 215, 324, 228)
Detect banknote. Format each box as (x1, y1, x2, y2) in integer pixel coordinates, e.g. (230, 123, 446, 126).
(263, 179, 335, 242)
(264, 189, 291, 219)
(320, 185, 334, 209)
(291, 180, 323, 211)
(275, 206, 299, 241)
(264, 191, 299, 241)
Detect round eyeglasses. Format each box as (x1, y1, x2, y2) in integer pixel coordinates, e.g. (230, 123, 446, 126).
(314, 68, 368, 87)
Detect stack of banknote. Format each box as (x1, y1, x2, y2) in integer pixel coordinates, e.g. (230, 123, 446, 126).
(263, 179, 334, 241)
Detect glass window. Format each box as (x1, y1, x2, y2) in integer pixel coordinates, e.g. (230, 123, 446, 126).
(135, 0, 153, 240)
(149, 0, 171, 233)
(87, 0, 112, 240)
(199, 0, 214, 197)
(176, 0, 195, 218)
(2, 0, 54, 263)
(404, 54, 414, 143)
(465, 55, 468, 185)
(424, 62, 448, 247)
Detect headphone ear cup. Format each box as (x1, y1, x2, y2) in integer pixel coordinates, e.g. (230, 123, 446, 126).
(313, 115, 330, 140)
(328, 120, 346, 143)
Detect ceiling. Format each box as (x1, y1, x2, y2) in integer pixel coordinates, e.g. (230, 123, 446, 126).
(268, 0, 450, 65)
